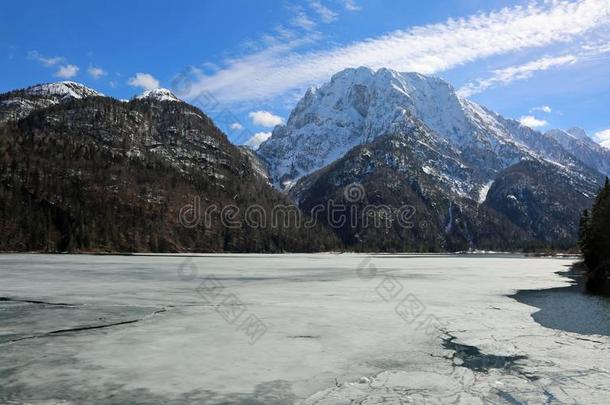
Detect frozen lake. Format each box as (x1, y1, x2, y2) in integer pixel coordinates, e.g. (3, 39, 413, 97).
(1, 253, 609, 404)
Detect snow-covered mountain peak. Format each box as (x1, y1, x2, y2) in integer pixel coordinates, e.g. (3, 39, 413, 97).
(136, 88, 181, 102)
(329, 66, 375, 83)
(546, 127, 592, 143)
(1, 81, 104, 124)
(282, 67, 463, 138)
(327, 66, 451, 90)
(327, 67, 455, 105)
(258, 66, 608, 197)
(259, 67, 516, 190)
(566, 127, 588, 140)
(25, 81, 104, 99)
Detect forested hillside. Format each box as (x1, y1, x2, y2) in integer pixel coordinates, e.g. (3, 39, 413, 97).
(579, 178, 610, 292)
(0, 86, 338, 252)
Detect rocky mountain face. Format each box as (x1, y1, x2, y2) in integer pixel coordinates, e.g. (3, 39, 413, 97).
(0, 83, 337, 252)
(0, 81, 104, 124)
(259, 67, 606, 190)
(545, 127, 610, 176)
(1, 70, 607, 252)
(484, 159, 597, 245)
(291, 132, 530, 251)
(259, 67, 607, 249)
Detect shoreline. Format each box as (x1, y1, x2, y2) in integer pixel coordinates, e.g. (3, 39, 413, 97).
(511, 262, 610, 337)
(0, 250, 583, 259)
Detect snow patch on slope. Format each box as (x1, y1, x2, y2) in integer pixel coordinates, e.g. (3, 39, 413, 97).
(136, 88, 181, 103)
(25, 81, 104, 99)
(258, 67, 535, 193)
(478, 181, 494, 204)
(258, 67, 603, 204)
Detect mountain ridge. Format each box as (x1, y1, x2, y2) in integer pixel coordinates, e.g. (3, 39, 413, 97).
(0, 82, 338, 252)
(1, 74, 607, 251)
(259, 66, 608, 249)
(258, 67, 608, 195)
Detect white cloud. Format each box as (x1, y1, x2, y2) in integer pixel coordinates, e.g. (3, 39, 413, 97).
(127, 73, 160, 90)
(87, 66, 106, 79)
(531, 105, 552, 113)
(230, 122, 244, 131)
(344, 0, 361, 11)
(184, 0, 610, 104)
(594, 129, 610, 148)
(310, 0, 338, 23)
(248, 110, 284, 127)
(27, 50, 64, 67)
(519, 115, 548, 128)
(274, 25, 297, 41)
(54, 64, 80, 79)
(28, 50, 80, 80)
(291, 12, 316, 30)
(245, 132, 272, 149)
(459, 36, 610, 97)
(458, 55, 577, 97)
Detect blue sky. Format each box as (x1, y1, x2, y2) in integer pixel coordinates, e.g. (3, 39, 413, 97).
(2, 0, 610, 147)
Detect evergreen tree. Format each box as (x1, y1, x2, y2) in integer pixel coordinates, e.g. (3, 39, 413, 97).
(579, 177, 610, 291)
(579, 209, 593, 267)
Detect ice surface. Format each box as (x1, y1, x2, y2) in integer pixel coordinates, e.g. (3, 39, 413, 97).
(0, 254, 609, 404)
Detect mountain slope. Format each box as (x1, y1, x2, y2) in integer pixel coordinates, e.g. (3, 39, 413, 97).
(258, 67, 604, 197)
(545, 127, 610, 176)
(264, 67, 607, 249)
(483, 159, 598, 245)
(0, 83, 338, 252)
(0, 81, 103, 124)
(292, 130, 601, 250)
(291, 132, 529, 251)
(257, 67, 519, 193)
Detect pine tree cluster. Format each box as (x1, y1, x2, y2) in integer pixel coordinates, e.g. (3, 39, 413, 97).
(579, 177, 610, 292)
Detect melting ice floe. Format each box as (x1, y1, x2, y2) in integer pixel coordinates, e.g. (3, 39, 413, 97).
(0, 254, 609, 404)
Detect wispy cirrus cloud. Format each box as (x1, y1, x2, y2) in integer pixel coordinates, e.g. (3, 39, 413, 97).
(28, 50, 81, 79)
(310, 0, 338, 23)
(27, 50, 64, 67)
(180, 0, 610, 105)
(458, 55, 578, 97)
(458, 30, 610, 97)
(291, 11, 316, 31)
(531, 105, 552, 113)
(343, 0, 361, 12)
